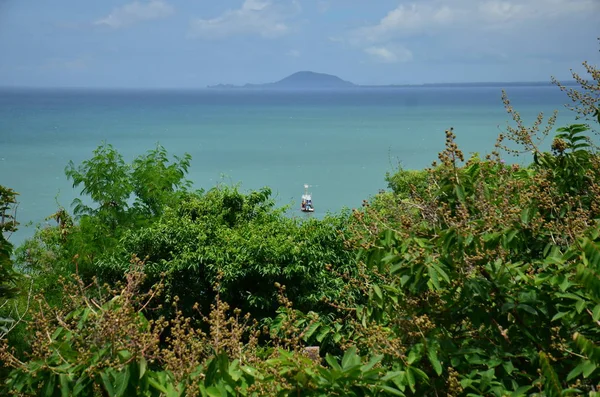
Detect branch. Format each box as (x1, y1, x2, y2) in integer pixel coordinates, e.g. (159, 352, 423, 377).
(0, 276, 34, 339)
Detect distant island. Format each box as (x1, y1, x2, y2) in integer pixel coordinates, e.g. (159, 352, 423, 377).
(207, 71, 579, 90)
(208, 71, 355, 89)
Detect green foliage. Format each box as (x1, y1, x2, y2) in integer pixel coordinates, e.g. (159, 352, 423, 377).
(18, 144, 354, 322)
(0, 265, 403, 396)
(534, 124, 595, 197)
(0, 185, 19, 299)
(131, 144, 191, 217)
(65, 143, 134, 230)
(96, 184, 355, 319)
(65, 143, 192, 228)
(349, 120, 600, 395)
(385, 168, 428, 199)
(539, 352, 563, 397)
(19, 144, 192, 283)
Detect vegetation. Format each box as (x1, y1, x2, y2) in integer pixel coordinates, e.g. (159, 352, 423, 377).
(1, 47, 599, 396)
(0, 186, 20, 339)
(0, 186, 19, 300)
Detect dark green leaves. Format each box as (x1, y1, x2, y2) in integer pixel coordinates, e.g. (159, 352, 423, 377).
(65, 143, 133, 224)
(0, 185, 19, 299)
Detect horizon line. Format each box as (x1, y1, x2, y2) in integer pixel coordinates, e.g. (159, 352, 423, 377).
(0, 80, 580, 91)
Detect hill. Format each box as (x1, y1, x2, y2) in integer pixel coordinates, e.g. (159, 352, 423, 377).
(208, 71, 355, 89)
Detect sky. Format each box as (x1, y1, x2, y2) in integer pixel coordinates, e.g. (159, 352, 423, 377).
(0, 0, 598, 88)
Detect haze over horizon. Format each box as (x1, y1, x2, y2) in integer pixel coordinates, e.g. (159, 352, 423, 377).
(0, 0, 598, 88)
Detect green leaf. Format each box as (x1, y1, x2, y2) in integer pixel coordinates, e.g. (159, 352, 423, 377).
(567, 361, 585, 381)
(372, 284, 383, 302)
(511, 385, 532, 397)
(379, 385, 406, 396)
(551, 312, 568, 322)
(206, 385, 225, 397)
(240, 364, 263, 380)
(73, 375, 92, 395)
(573, 333, 600, 364)
(407, 349, 418, 365)
(409, 366, 428, 382)
(428, 265, 441, 290)
(455, 185, 466, 202)
(361, 354, 383, 372)
(114, 367, 131, 397)
(139, 356, 147, 379)
(382, 371, 404, 382)
(559, 276, 572, 292)
(303, 322, 320, 341)
(333, 332, 342, 343)
(325, 354, 342, 372)
(341, 347, 360, 370)
(406, 367, 416, 393)
(432, 263, 450, 283)
(517, 304, 537, 316)
(316, 325, 331, 342)
(582, 360, 597, 378)
(539, 352, 562, 397)
(41, 374, 56, 397)
(59, 374, 71, 397)
(504, 229, 519, 246)
(100, 371, 117, 397)
(521, 207, 531, 225)
(148, 374, 169, 393)
(427, 345, 443, 376)
(593, 304, 600, 322)
(502, 360, 515, 375)
(77, 308, 91, 330)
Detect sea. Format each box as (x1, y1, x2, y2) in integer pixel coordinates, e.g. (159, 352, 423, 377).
(0, 86, 579, 245)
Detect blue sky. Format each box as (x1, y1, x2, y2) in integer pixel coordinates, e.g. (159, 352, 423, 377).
(0, 0, 598, 87)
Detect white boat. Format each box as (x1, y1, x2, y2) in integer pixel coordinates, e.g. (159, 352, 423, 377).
(300, 184, 314, 212)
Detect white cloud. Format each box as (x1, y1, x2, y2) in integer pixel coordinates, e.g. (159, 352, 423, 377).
(477, 1, 525, 23)
(287, 49, 301, 57)
(95, 0, 174, 29)
(349, 0, 599, 63)
(357, 0, 598, 40)
(189, 0, 299, 39)
(359, 3, 454, 41)
(364, 45, 413, 63)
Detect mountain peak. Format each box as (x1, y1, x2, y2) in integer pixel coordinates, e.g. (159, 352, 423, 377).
(206, 71, 356, 89)
(273, 71, 355, 88)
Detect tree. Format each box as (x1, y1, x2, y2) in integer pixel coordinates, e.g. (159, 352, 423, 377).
(65, 143, 133, 231)
(0, 185, 18, 299)
(131, 144, 191, 217)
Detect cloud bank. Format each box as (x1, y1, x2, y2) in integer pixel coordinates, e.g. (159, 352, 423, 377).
(347, 0, 599, 64)
(95, 0, 174, 29)
(189, 0, 300, 39)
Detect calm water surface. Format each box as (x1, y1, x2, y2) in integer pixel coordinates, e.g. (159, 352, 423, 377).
(0, 86, 576, 244)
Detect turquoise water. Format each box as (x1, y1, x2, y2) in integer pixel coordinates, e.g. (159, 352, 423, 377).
(0, 86, 575, 244)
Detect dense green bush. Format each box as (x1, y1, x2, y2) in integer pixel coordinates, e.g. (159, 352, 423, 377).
(0, 185, 19, 300)
(0, 260, 405, 396)
(340, 90, 600, 394)
(384, 168, 428, 200)
(96, 184, 356, 319)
